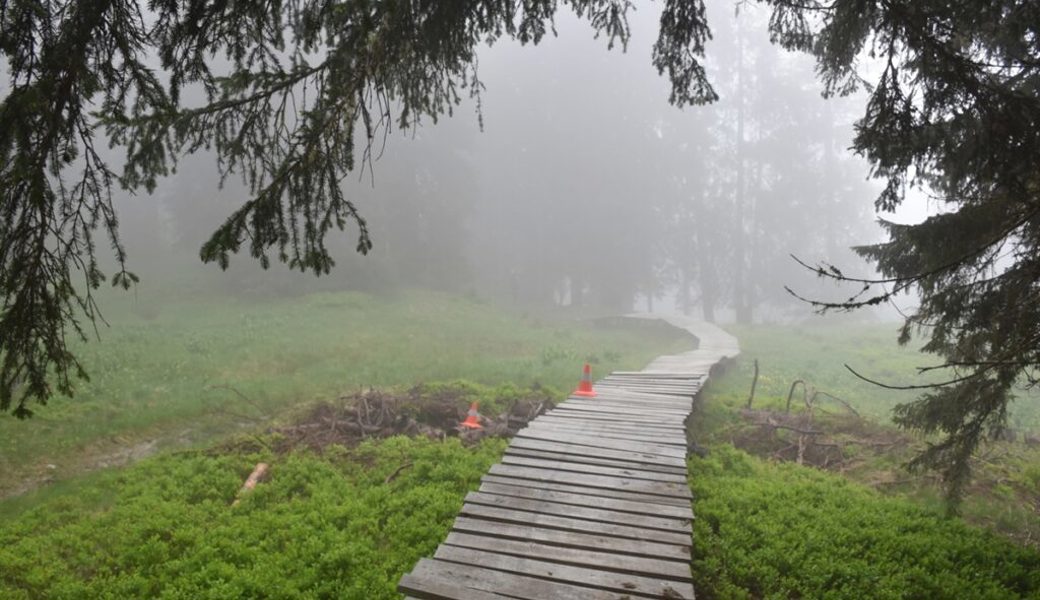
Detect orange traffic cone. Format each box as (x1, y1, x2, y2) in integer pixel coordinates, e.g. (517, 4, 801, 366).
(573, 363, 597, 397)
(460, 402, 483, 429)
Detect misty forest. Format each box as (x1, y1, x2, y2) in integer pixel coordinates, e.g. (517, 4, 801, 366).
(2, 1, 1040, 598)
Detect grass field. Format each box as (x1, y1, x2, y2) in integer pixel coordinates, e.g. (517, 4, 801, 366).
(0, 289, 690, 501)
(3, 305, 1040, 598)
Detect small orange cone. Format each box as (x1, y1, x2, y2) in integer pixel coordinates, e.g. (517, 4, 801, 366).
(573, 363, 597, 397)
(460, 402, 483, 429)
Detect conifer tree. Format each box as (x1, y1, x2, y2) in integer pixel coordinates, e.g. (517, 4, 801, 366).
(773, 0, 1040, 505)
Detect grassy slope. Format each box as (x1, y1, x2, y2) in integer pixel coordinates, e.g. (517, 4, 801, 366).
(0, 289, 689, 498)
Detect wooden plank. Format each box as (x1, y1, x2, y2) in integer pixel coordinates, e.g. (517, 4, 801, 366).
(575, 389, 693, 403)
(530, 419, 687, 439)
(444, 532, 692, 578)
(407, 558, 629, 600)
(522, 420, 688, 442)
(602, 375, 700, 383)
(548, 406, 685, 420)
(481, 474, 692, 507)
(500, 455, 687, 483)
(544, 408, 687, 423)
(504, 446, 688, 475)
(449, 511, 690, 557)
(607, 371, 704, 378)
(555, 402, 690, 417)
(560, 396, 692, 410)
(603, 379, 699, 386)
(521, 422, 688, 447)
(398, 571, 511, 600)
(464, 491, 691, 533)
(540, 411, 691, 429)
(476, 480, 694, 517)
(487, 464, 692, 500)
(537, 413, 687, 432)
(457, 502, 690, 545)
(574, 388, 690, 402)
(514, 428, 687, 459)
(434, 546, 695, 599)
(594, 384, 697, 395)
(533, 415, 687, 432)
(508, 436, 687, 468)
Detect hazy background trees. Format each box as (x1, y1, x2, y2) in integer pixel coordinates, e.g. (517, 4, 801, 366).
(1, 0, 862, 340)
(108, 1, 878, 322)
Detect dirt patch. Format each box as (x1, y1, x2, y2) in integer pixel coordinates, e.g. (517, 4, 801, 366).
(265, 386, 553, 454)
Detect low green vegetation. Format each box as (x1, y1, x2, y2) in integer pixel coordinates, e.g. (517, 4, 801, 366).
(695, 321, 1040, 552)
(0, 289, 688, 497)
(0, 435, 507, 600)
(690, 445, 1040, 600)
(708, 323, 1040, 429)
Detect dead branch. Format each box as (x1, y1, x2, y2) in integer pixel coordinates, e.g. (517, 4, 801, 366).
(384, 462, 414, 484)
(768, 422, 825, 436)
(209, 383, 267, 416)
(746, 359, 760, 409)
(786, 379, 806, 414)
(811, 390, 861, 418)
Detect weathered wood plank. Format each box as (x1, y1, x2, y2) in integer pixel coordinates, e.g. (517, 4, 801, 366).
(521, 420, 688, 441)
(531, 415, 687, 432)
(560, 396, 693, 410)
(548, 406, 686, 421)
(537, 412, 692, 431)
(571, 388, 693, 403)
(536, 412, 687, 432)
(398, 571, 511, 600)
(528, 421, 687, 440)
(464, 491, 692, 533)
(520, 422, 688, 447)
(504, 446, 688, 475)
(540, 407, 686, 420)
(507, 436, 687, 468)
(406, 559, 629, 600)
(477, 480, 694, 519)
(480, 474, 692, 507)
(457, 502, 691, 545)
(513, 429, 687, 459)
(607, 371, 704, 378)
(500, 455, 687, 483)
(449, 511, 686, 557)
(487, 464, 693, 500)
(434, 546, 695, 599)
(555, 402, 690, 416)
(444, 531, 692, 578)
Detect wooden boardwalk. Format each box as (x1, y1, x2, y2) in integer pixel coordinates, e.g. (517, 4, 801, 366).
(398, 315, 739, 600)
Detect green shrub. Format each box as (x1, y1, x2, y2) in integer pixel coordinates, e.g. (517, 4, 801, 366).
(0, 436, 506, 599)
(690, 445, 1040, 600)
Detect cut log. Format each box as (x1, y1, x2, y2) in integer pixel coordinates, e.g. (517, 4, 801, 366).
(232, 462, 270, 506)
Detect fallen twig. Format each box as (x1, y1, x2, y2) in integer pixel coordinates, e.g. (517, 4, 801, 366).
(384, 462, 414, 484)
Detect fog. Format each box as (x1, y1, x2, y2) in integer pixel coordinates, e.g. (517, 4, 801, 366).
(112, 1, 891, 324)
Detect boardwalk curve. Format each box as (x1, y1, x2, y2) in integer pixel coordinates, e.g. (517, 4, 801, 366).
(398, 315, 739, 599)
